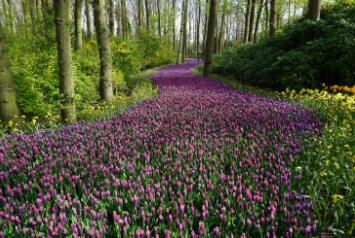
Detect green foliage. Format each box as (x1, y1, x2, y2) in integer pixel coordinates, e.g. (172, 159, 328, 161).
(136, 30, 175, 68)
(213, 3, 355, 89)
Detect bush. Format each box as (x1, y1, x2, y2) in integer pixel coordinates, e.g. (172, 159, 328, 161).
(213, 2, 355, 90)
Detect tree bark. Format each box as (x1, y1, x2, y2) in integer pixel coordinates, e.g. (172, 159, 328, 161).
(0, 30, 22, 122)
(203, 0, 217, 77)
(145, 0, 150, 31)
(54, 0, 76, 123)
(93, 0, 113, 103)
(107, 0, 115, 34)
(176, 0, 185, 64)
(115, 0, 121, 36)
(248, 0, 256, 42)
(243, 0, 251, 43)
(137, 0, 143, 28)
(85, 0, 91, 38)
(172, 0, 176, 50)
(156, 0, 161, 36)
(120, 0, 127, 38)
(217, 0, 227, 53)
(307, 0, 321, 21)
(36, 0, 43, 22)
(196, 0, 201, 60)
(74, 0, 83, 50)
(253, 0, 264, 43)
(181, 0, 188, 61)
(202, 0, 209, 61)
(269, 0, 276, 36)
(22, 0, 31, 26)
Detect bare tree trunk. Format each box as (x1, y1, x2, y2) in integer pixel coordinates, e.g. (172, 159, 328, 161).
(172, 0, 176, 50)
(137, 0, 143, 28)
(116, 0, 121, 36)
(307, 0, 321, 20)
(203, 0, 217, 77)
(202, 0, 209, 61)
(36, 0, 43, 22)
(74, 0, 83, 50)
(156, 0, 161, 36)
(217, 0, 227, 53)
(243, 0, 251, 43)
(0, 30, 21, 122)
(253, 0, 264, 43)
(196, 0, 201, 60)
(269, 0, 276, 36)
(120, 0, 127, 38)
(85, 0, 91, 38)
(107, 0, 115, 34)
(264, 0, 269, 32)
(93, 0, 113, 103)
(54, 0, 76, 123)
(248, 0, 256, 42)
(145, 0, 150, 31)
(22, 0, 31, 26)
(182, 0, 188, 61)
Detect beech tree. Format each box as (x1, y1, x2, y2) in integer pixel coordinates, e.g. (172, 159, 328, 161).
(93, 0, 113, 103)
(0, 30, 21, 122)
(269, 0, 276, 35)
(203, 0, 217, 76)
(74, 0, 83, 50)
(54, 0, 76, 122)
(307, 0, 321, 20)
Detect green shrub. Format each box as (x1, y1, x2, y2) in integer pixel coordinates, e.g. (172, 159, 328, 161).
(213, 2, 355, 90)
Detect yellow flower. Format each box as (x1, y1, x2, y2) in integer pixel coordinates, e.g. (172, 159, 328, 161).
(334, 162, 340, 170)
(331, 194, 345, 203)
(320, 171, 327, 177)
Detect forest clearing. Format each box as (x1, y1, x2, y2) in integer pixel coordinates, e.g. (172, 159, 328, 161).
(0, 0, 354, 237)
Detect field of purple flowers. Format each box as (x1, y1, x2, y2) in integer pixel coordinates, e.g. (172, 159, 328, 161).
(0, 60, 322, 237)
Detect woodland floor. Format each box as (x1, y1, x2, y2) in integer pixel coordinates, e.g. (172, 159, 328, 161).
(0, 60, 322, 237)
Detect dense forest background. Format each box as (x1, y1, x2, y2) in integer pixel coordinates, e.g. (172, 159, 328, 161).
(0, 0, 353, 129)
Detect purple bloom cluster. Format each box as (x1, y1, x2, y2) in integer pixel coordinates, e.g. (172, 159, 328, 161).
(0, 60, 321, 237)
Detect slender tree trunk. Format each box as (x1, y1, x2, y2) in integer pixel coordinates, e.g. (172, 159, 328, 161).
(36, 0, 43, 22)
(107, 0, 115, 34)
(156, 0, 161, 36)
(217, 0, 227, 53)
(93, 0, 113, 103)
(22, 0, 31, 26)
(264, 0, 269, 32)
(120, 0, 127, 38)
(54, 0, 76, 123)
(202, 0, 209, 61)
(172, 0, 176, 50)
(137, 0, 143, 28)
(74, 0, 83, 50)
(0, 30, 21, 122)
(30, 0, 37, 27)
(253, 0, 264, 43)
(145, 0, 150, 31)
(307, 0, 321, 20)
(243, 0, 251, 43)
(181, 0, 188, 61)
(203, 0, 217, 77)
(196, 0, 201, 60)
(85, 0, 91, 38)
(116, 0, 121, 36)
(269, 0, 276, 36)
(248, 0, 256, 42)
(176, 0, 187, 64)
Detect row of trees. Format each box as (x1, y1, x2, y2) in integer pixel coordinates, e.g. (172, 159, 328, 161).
(0, 0, 321, 124)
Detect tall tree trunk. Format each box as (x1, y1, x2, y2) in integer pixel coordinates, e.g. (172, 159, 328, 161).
(115, 0, 121, 36)
(93, 0, 113, 103)
(202, 0, 209, 61)
(307, 0, 321, 20)
(156, 0, 161, 36)
(181, 0, 188, 61)
(107, 0, 114, 34)
(30, 0, 37, 27)
(54, 0, 76, 123)
(264, 0, 269, 32)
(243, 0, 251, 43)
(85, 0, 91, 38)
(176, 0, 185, 64)
(253, 0, 264, 43)
(145, 0, 150, 31)
(0, 30, 21, 122)
(137, 0, 143, 28)
(248, 0, 256, 42)
(269, 0, 276, 36)
(203, 0, 217, 77)
(196, 0, 201, 60)
(36, 0, 43, 22)
(217, 0, 227, 53)
(172, 0, 176, 50)
(120, 0, 127, 38)
(22, 0, 31, 27)
(74, 0, 83, 50)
